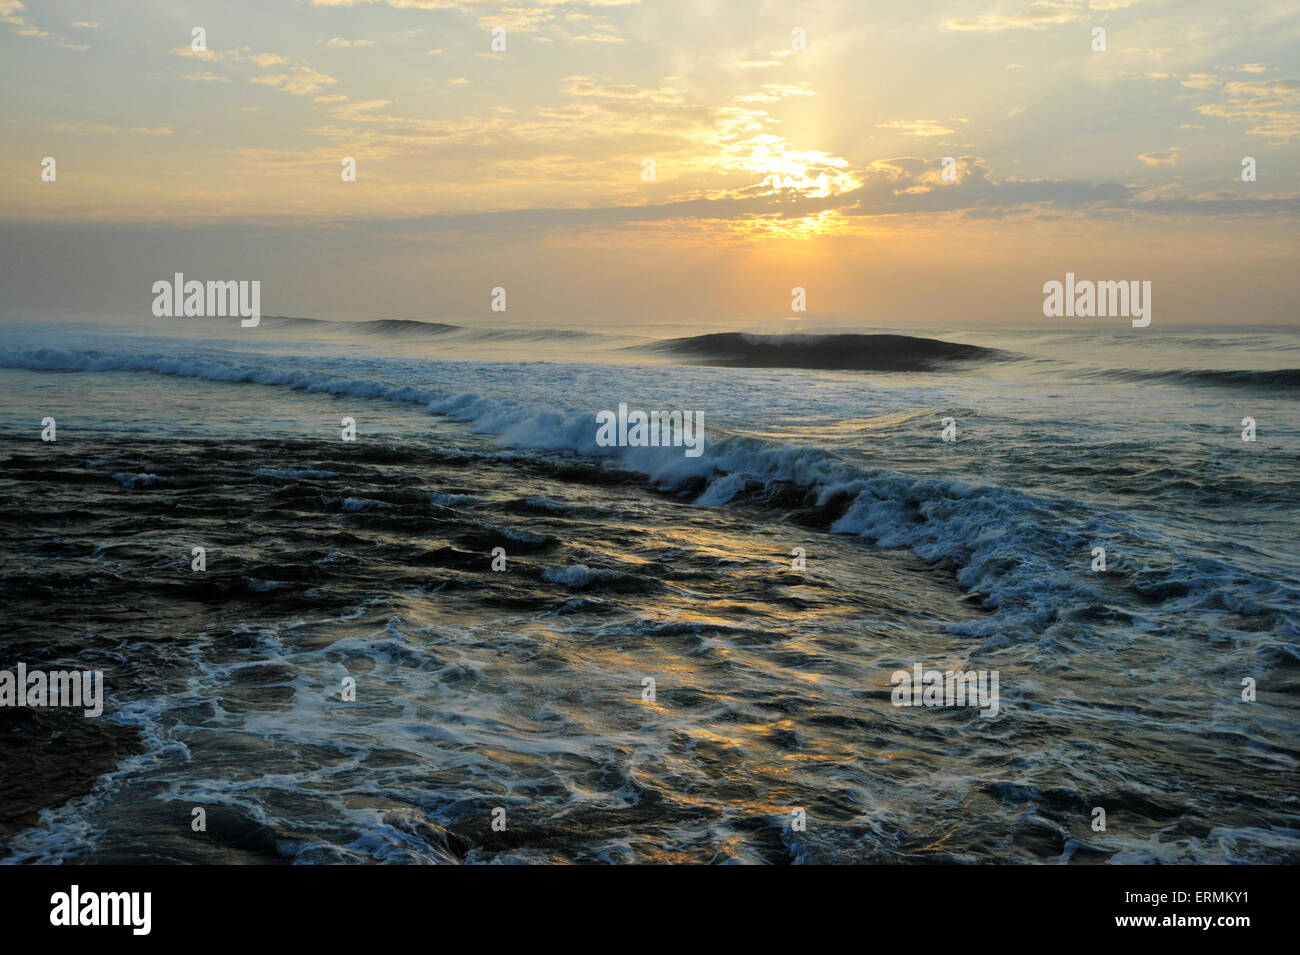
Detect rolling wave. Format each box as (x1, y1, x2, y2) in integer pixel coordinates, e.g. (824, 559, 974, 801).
(637, 332, 1007, 371)
(1089, 367, 1300, 390)
(261, 315, 460, 336)
(260, 315, 611, 344)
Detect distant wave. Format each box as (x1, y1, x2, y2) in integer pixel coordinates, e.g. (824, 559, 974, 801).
(467, 328, 608, 342)
(639, 332, 1005, 371)
(350, 318, 461, 336)
(260, 316, 612, 343)
(262, 316, 460, 336)
(1091, 367, 1300, 390)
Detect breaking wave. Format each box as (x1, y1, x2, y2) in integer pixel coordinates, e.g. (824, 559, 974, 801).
(5, 342, 1291, 651)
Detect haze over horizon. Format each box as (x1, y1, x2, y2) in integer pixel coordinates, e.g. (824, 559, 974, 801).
(2, 0, 1298, 326)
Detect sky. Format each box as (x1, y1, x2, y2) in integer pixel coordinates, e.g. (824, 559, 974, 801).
(1, 0, 1298, 326)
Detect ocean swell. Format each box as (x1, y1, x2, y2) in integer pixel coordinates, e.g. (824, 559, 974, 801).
(639, 332, 1006, 371)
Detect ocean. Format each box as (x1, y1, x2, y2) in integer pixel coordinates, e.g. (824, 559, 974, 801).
(0, 316, 1296, 863)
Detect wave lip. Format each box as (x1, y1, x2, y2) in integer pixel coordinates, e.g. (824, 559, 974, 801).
(640, 332, 1005, 371)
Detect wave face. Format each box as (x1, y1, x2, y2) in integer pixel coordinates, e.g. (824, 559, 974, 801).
(642, 332, 1005, 370)
(0, 320, 1297, 864)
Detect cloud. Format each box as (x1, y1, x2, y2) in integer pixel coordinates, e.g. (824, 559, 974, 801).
(1197, 79, 1300, 140)
(16, 0, 1293, 239)
(315, 152, 1296, 239)
(308, 0, 641, 37)
(170, 46, 285, 67)
(878, 119, 957, 137)
(1137, 148, 1180, 166)
(562, 76, 685, 104)
(2, 0, 87, 47)
(251, 66, 338, 96)
(573, 31, 627, 44)
(47, 122, 119, 134)
(1121, 46, 1175, 58)
(736, 82, 816, 104)
(479, 8, 553, 33)
(0, 0, 44, 37)
(170, 45, 217, 59)
(943, 1, 1086, 32)
(831, 157, 1135, 219)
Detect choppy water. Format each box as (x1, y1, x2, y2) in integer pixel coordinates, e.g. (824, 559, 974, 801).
(1, 317, 1297, 863)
